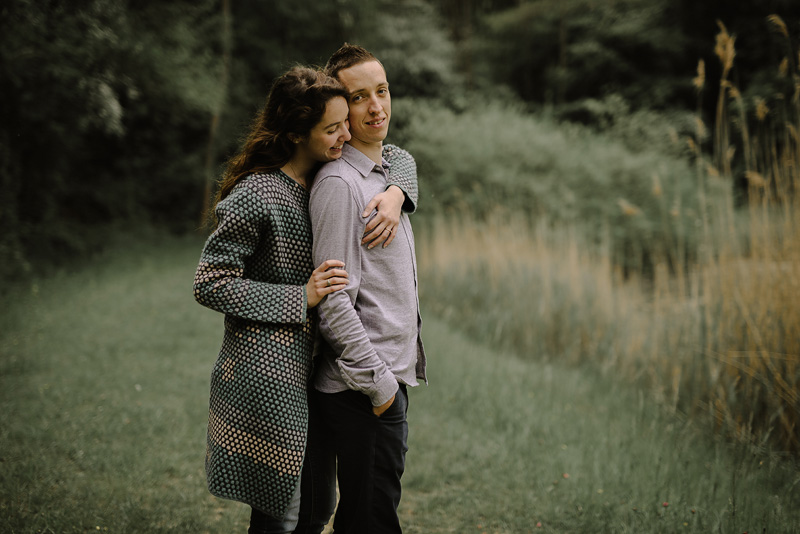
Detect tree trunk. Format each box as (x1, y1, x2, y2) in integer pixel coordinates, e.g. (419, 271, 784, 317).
(557, 16, 567, 105)
(200, 0, 232, 230)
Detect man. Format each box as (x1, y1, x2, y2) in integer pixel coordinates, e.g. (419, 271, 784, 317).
(308, 43, 427, 533)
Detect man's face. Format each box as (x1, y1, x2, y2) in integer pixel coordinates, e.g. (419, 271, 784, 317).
(337, 60, 391, 150)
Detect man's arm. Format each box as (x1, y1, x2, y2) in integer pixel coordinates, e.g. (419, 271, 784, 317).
(309, 175, 399, 408)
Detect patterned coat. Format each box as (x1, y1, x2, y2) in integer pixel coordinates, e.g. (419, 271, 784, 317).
(193, 145, 418, 518)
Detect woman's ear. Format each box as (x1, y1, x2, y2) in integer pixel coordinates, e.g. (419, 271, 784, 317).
(288, 134, 302, 144)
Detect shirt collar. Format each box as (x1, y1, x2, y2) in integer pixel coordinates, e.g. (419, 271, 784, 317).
(342, 143, 387, 178)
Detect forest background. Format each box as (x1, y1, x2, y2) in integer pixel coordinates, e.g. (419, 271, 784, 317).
(4, 0, 799, 267)
(2, 0, 799, 469)
(2, 0, 800, 531)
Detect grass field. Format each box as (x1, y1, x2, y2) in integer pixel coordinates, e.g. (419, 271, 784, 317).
(1, 234, 798, 533)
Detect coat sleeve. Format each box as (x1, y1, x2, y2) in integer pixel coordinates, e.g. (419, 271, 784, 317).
(382, 144, 418, 214)
(309, 175, 398, 407)
(193, 183, 307, 324)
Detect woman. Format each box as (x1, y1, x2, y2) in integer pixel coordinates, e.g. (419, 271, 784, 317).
(193, 66, 418, 533)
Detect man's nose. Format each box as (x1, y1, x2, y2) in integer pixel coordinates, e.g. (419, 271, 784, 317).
(368, 95, 382, 113)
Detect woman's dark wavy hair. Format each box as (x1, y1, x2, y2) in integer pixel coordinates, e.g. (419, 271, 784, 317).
(211, 66, 347, 220)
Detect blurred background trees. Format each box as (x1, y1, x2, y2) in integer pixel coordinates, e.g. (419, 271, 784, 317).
(1, 0, 798, 278)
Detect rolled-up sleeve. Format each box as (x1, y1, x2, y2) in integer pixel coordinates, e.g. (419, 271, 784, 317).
(309, 175, 398, 406)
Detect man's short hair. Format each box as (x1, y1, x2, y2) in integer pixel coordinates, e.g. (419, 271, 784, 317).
(324, 43, 383, 80)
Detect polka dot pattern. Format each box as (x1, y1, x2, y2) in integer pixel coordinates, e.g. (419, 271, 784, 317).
(383, 144, 419, 213)
(193, 145, 418, 518)
(194, 170, 314, 518)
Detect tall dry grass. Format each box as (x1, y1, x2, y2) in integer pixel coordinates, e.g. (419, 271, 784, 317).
(417, 18, 800, 453)
(695, 18, 800, 451)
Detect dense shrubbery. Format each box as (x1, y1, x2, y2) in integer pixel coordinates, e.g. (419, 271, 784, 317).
(392, 97, 717, 271)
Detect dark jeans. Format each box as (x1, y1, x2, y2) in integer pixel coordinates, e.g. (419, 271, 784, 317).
(313, 385, 409, 534)
(248, 395, 337, 534)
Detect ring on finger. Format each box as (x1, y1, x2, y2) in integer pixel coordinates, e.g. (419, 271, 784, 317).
(327, 279, 331, 287)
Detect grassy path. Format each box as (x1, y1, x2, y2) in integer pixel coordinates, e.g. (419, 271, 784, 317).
(1, 235, 797, 533)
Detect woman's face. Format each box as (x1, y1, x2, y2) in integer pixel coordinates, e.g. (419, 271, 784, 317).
(297, 96, 351, 163)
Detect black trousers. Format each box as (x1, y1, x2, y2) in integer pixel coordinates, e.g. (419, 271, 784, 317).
(313, 385, 409, 534)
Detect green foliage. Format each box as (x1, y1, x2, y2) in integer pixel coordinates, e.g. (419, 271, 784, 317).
(393, 97, 715, 269)
(555, 94, 697, 156)
(0, 0, 223, 281)
(0, 0, 466, 283)
(358, 0, 462, 99)
(476, 0, 692, 108)
(218, 0, 460, 150)
(220, 0, 360, 120)
(4, 0, 797, 288)
(467, 0, 800, 117)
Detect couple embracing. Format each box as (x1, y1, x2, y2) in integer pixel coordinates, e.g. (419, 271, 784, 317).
(194, 43, 426, 534)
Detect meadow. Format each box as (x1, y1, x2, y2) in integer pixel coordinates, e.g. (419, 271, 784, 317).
(0, 234, 798, 533)
(2, 15, 799, 534)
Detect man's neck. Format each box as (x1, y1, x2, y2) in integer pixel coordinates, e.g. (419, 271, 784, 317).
(347, 139, 383, 165)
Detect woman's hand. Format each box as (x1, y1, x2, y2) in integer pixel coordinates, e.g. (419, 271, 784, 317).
(361, 185, 405, 249)
(306, 260, 348, 308)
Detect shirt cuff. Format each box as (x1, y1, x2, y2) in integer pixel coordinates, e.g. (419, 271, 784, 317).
(370, 375, 399, 407)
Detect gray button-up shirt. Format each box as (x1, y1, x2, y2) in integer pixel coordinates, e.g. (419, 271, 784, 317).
(309, 144, 426, 407)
